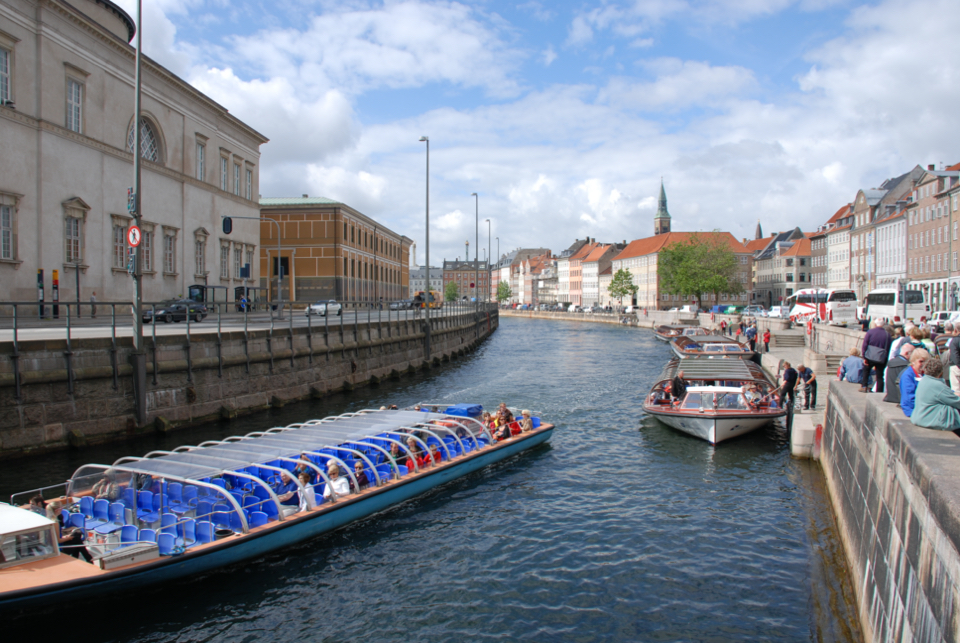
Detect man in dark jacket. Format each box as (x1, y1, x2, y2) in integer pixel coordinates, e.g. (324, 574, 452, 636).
(861, 319, 892, 393)
(671, 370, 687, 400)
(883, 343, 915, 405)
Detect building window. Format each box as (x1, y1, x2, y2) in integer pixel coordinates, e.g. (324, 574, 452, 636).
(220, 245, 229, 279)
(0, 200, 15, 261)
(113, 224, 126, 268)
(234, 247, 242, 278)
(195, 238, 205, 276)
(233, 163, 241, 196)
(65, 216, 82, 263)
(66, 79, 82, 133)
(127, 118, 161, 163)
(220, 157, 228, 191)
(0, 47, 10, 103)
(142, 229, 153, 272)
(164, 234, 176, 273)
(245, 169, 252, 200)
(196, 143, 205, 181)
(245, 248, 254, 278)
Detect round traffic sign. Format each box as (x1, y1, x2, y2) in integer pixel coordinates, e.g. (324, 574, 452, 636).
(127, 225, 142, 247)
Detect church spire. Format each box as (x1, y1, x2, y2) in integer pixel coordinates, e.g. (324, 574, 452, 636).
(755, 219, 763, 240)
(654, 178, 671, 235)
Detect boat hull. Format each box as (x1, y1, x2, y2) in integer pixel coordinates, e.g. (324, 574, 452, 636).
(0, 427, 553, 612)
(644, 408, 782, 444)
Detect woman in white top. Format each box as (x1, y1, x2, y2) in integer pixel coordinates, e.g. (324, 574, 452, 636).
(298, 472, 317, 511)
(322, 463, 351, 501)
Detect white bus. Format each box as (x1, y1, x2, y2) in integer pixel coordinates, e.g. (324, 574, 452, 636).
(864, 288, 929, 325)
(823, 289, 858, 325)
(785, 288, 826, 322)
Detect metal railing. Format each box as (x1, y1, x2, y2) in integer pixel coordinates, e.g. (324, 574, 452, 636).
(0, 299, 498, 402)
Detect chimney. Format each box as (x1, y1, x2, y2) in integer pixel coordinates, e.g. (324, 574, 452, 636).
(302, 194, 308, 198)
(928, 165, 935, 171)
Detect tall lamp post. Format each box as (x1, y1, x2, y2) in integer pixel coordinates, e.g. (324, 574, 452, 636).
(129, 0, 146, 425)
(419, 136, 430, 358)
(471, 192, 478, 309)
(495, 236, 500, 303)
(485, 218, 491, 303)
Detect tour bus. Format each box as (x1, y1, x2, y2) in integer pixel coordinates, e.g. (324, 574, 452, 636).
(784, 288, 827, 322)
(823, 289, 858, 325)
(864, 288, 929, 325)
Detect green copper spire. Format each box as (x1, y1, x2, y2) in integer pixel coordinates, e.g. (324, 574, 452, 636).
(655, 179, 670, 219)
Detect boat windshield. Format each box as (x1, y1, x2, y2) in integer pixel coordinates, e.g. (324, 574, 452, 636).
(717, 393, 749, 410)
(682, 393, 701, 409)
(704, 345, 724, 352)
(722, 345, 743, 352)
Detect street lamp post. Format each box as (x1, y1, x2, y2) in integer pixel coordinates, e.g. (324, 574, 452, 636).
(485, 218, 491, 303)
(495, 236, 500, 303)
(129, 0, 146, 425)
(419, 136, 430, 359)
(471, 192, 478, 309)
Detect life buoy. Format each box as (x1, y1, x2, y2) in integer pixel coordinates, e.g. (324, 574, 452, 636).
(806, 319, 813, 335)
(710, 312, 715, 322)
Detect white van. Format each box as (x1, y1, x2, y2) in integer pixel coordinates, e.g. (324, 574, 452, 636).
(864, 288, 929, 325)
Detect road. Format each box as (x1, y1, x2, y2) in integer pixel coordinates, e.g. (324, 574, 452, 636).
(0, 306, 484, 342)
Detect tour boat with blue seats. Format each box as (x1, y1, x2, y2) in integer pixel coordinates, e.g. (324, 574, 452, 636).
(0, 406, 553, 611)
(654, 324, 708, 343)
(642, 358, 786, 444)
(669, 334, 754, 360)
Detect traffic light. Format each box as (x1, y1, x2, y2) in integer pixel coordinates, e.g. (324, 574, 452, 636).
(222, 217, 233, 234)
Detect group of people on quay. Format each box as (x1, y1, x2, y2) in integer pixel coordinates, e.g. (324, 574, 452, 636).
(716, 319, 770, 353)
(834, 319, 960, 432)
(20, 402, 535, 563)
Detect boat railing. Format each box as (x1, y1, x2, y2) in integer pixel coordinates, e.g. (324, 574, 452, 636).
(9, 481, 69, 506)
(296, 420, 422, 475)
(402, 423, 465, 459)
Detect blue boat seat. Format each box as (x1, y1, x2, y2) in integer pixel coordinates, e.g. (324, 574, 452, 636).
(195, 500, 215, 522)
(139, 528, 157, 543)
(121, 487, 137, 510)
(158, 532, 177, 555)
(80, 496, 95, 519)
(249, 511, 268, 528)
(261, 501, 279, 522)
(168, 482, 183, 504)
(195, 521, 215, 544)
(68, 513, 86, 531)
(532, 417, 541, 428)
(160, 513, 184, 547)
(180, 519, 198, 548)
(94, 502, 125, 535)
(119, 524, 138, 548)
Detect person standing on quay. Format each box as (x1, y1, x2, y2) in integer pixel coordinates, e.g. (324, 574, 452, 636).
(762, 328, 771, 353)
(90, 291, 97, 318)
(781, 362, 798, 410)
(861, 318, 891, 394)
(745, 323, 757, 352)
(797, 364, 817, 410)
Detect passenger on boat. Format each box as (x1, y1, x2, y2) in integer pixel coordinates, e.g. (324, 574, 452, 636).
(517, 410, 532, 432)
(298, 472, 317, 511)
(428, 443, 443, 464)
(481, 412, 494, 431)
(352, 462, 370, 491)
(294, 454, 315, 482)
(671, 371, 687, 400)
(322, 464, 351, 500)
(389, 404, 399, 410)
(386, 441, 403, 464)
(275, 471, 300, 507)
(92, 475, 119, 501)
(50, 501, 92, 563)
(495, 418, 514, 441)
(25, 494, 46, 517)
(405, 437, 423, 469)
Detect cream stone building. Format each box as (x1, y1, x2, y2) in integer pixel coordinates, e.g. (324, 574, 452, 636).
(0, 0, 267, 305)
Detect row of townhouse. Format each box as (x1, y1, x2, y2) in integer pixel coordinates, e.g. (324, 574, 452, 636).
(798, 163, 960, 310)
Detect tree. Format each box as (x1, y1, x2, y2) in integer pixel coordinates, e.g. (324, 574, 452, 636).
(444, 281, 459, 302)
(658, 231, 744, 311)
(497, 281, 512, 303)
(608, 268, 639, 305)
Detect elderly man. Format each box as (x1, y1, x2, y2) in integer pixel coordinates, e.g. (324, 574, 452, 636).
(671, 370, 688, 400)
(861, 318, 892, 393)
(912, 358, 960, 431)
(883, 343, 916, 405)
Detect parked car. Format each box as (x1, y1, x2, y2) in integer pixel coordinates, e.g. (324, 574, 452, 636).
(305, 300, 343, 317)
(929, 311, 960, 332)
(623, 305, 638, 314)
(390, 299, 414, 311)
(143, 299, 208, 324)
(571, 305, 583, 313)
(768, 306, 787, 318)
(742, 305, 765, 316)
(583, 306, 596, 313)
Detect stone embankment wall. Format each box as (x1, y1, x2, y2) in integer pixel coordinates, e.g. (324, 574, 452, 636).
(500, 308, 792, 332)
(0, 309, 498, 458)
(822, 381, 960, 642)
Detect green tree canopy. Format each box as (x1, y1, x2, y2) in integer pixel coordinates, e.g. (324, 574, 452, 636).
(608, 268, 639, 304)
(658, 232, 744, 310)
(444, 281, 459, 302)
(496, 281, 512, 303)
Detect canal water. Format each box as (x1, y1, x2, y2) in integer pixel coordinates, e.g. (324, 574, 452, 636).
(3, 316, 861, 642)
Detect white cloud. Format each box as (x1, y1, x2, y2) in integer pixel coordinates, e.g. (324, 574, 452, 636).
(542, 45, 557, 66)
(599, 59, 757, 110)
(566, 16, 594, 47)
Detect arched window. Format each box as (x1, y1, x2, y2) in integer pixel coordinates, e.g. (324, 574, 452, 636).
(127, 117, 161, 163)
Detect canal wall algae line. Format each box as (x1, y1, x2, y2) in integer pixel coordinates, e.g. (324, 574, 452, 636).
(822, 381, 960, 643)
(0, 308, 499, 458)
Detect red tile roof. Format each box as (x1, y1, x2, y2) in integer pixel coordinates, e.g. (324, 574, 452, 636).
(583, 244, 611, 263)
(948, 162, 960, 171)
(780, 238, 811, 257)
(745, 236, 775, 253)
(600, 266, 612, 275)
(825, 203, 852, 226)
(613, 232, 749, 262)
(570, 242, 599, 261)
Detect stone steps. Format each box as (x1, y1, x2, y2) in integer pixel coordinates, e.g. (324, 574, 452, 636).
(773, 334, 806, 347)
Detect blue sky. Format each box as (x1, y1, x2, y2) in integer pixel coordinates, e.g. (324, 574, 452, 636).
(116, 0, 960, 264)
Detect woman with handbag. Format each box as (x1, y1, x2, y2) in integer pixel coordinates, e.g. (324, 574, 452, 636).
(861, 319, 892, 394)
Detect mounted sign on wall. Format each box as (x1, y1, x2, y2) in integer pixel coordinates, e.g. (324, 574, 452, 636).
(127, 225, 142, 248)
